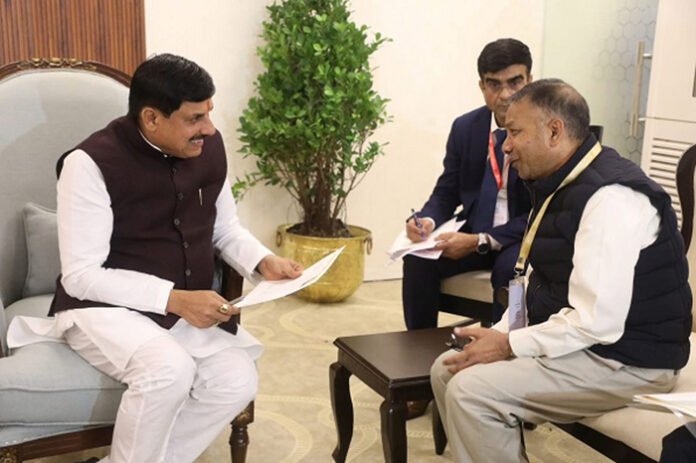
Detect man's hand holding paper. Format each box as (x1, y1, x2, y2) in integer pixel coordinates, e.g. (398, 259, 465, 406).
(406, 217, 435, 242)
(387, 217, 465, 262)
(167, 289, 237, 328)
(234, 247, 343, 309)
(258, 254, 304, 280)
(433, 232, 478, 259)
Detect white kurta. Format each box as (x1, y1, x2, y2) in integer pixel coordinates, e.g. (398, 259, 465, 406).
(8, 149, 272, 370)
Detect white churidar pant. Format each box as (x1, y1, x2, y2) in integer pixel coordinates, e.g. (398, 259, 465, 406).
(65, 324, 257, 463)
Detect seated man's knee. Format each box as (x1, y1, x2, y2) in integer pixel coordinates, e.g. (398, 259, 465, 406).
(225, 364, 258, 408)
(403, 254, 436, 275)
(491, 263, 514, 292)
(197, 350, 258, 409)
(129, 337, 196, 399)
(431, 352, 453, 386)
(443, 367, 493, 410)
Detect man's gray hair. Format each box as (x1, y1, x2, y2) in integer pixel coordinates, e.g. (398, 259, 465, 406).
(508, 78, 590, 141)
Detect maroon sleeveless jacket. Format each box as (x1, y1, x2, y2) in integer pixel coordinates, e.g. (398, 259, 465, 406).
(49, 116, 227, 329)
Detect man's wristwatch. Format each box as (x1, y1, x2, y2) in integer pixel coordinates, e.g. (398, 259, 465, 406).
(476, 233, 491, 255)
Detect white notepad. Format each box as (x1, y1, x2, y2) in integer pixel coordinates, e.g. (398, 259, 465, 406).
(386, 217, 465, 264)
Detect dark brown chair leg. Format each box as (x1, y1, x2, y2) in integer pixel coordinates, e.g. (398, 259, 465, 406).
(432, 401, 447, 455)
(230, 402, 254, 463)
(0, 446, 21, 463)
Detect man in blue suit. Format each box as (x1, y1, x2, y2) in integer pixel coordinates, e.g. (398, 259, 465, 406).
(403, 39, 533, 333)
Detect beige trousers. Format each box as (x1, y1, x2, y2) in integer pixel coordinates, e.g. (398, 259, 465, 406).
(430, 349, 678, 463)
(66, 325, 257, 463)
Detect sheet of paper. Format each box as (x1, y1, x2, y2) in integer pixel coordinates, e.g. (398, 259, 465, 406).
(633, 392, 696, 419)
(633, 393, 696, 438)
(234, 247, 344, 308)
(386, 217, 465, 264)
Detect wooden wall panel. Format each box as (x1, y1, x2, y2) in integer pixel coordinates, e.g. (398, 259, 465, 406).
(0, 0, 145, 75)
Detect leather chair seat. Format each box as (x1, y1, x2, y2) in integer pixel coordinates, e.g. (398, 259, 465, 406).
(577, 333, 696, 461)
(440, 270, 494, 302)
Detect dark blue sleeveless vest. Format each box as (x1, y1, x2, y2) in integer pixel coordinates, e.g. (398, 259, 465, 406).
(525, 135, 692, 369)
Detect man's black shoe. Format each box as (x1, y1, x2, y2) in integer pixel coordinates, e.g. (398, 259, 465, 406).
(406, 399, 430, 420)
(75, 458, 100, 463)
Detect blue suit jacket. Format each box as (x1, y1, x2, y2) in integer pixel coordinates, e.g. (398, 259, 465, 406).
(420, 106, 531, 248)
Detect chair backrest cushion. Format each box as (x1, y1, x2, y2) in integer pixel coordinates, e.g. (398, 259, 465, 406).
(22, 203, 60, 298)
(0, 67, 128, 308)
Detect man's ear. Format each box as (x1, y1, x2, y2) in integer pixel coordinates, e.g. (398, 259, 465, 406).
(139, 107, 158, 133)
(478, 79, 485, 92)
(547, 118, 564, 146)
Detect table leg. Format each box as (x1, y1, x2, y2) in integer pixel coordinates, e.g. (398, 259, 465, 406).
(380, 400, 408, 463)
(330, 362, 353, 463)
(432, 400, 447, 455)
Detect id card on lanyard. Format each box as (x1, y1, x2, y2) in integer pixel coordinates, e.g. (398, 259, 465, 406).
(508, 275, 527, 330)
(508, 142, 603, 332)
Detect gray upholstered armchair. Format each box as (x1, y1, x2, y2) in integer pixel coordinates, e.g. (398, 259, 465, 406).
(0, 59, 252, 463)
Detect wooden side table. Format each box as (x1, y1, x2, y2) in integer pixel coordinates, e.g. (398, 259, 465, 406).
(330, 327, 452, 463)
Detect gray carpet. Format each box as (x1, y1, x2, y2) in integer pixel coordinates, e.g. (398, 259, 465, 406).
(30, 280, 611, 462)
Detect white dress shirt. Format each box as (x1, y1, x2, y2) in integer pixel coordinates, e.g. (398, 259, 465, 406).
(493, 184, 661, 359)
(8, 149, 272, 369)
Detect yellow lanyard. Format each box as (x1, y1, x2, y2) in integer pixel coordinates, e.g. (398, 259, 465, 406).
(514, 142, 603, 275)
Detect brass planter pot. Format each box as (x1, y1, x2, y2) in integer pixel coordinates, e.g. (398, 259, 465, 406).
(276, 224, 372, 302)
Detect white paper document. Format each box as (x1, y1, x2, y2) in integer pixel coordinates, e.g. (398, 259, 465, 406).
(633, 392, 696, 437)
(233, 247, 344, 308)
(633, 392, 696, 418)
(386, 217, 465, 264)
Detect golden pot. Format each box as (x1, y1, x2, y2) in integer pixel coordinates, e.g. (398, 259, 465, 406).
(276, 224, 372, 302)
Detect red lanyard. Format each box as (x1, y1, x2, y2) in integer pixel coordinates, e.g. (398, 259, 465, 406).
(488, 131, 503, 190)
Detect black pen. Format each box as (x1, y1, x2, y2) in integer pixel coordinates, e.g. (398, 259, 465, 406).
(411, 208, 425, 239)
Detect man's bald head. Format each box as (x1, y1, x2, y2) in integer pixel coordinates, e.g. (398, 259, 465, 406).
(508, 79, 590, 142)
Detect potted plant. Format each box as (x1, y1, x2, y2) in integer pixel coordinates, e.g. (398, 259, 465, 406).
(235, 0, 389, 302)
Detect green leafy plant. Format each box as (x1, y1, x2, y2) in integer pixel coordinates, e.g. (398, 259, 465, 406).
(236, 0, 390, 237)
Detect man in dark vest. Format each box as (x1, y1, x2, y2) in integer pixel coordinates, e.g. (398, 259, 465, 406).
(430, 79, 692, 462)
(49, 54, 302, 462)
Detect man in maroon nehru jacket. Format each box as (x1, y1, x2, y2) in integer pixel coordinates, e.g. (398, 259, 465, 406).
(42, 54, 302, 462)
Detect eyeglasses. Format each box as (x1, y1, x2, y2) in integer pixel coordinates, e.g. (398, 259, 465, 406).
(445, 332, 472, 351)
(482, 76, 526, 94)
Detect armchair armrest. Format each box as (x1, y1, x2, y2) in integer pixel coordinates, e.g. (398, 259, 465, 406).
(221, 262, 244, 327)
(219, 262, 254, 463)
